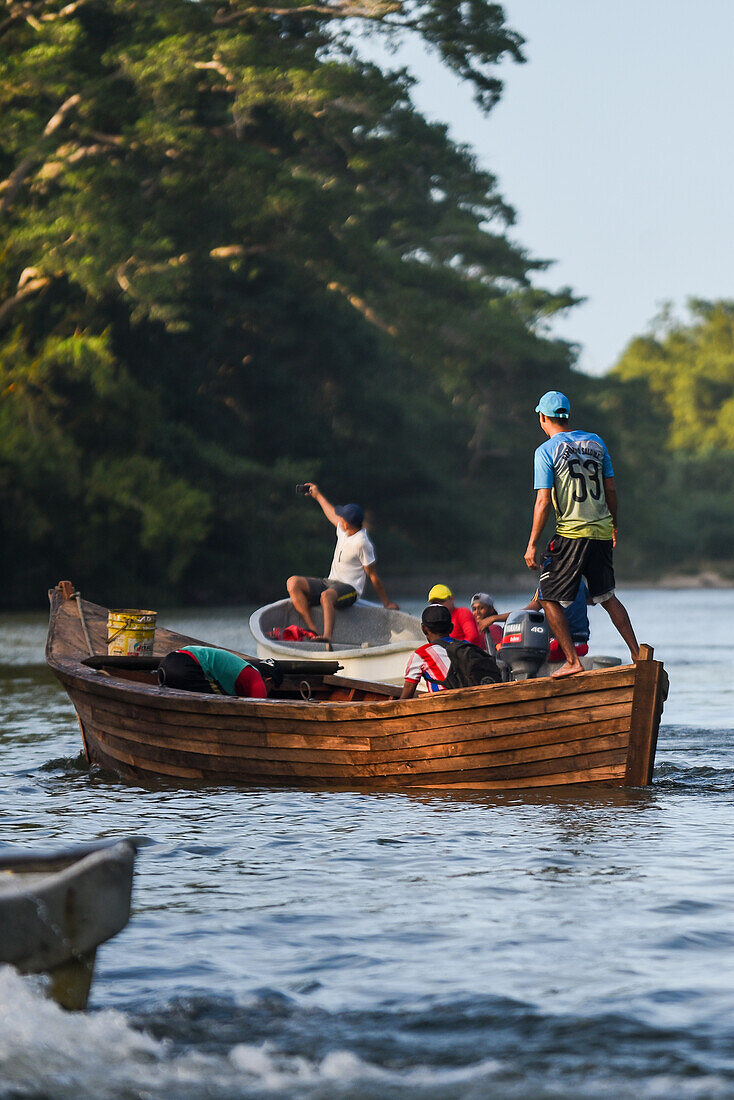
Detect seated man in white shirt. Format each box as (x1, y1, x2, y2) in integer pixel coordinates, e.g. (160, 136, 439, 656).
(286, 483, 399, 648)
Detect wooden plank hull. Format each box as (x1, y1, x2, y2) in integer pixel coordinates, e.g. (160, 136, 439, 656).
(45, 584, 667, 791)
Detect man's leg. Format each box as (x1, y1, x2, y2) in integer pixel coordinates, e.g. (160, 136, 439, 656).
(585, 539, 639, 662)
(320, 588, 339, 644)
(540, 600, 584, 677)
(599, 594, 639, 662)
(538, 536, 586, 678)
(286, 576, 320, 634)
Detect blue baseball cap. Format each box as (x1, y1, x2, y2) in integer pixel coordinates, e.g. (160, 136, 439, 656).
(336, 503, 364, 527)
(535, 390, 570, 418)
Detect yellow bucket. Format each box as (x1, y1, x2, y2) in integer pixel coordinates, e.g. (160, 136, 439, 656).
(107, 609, 157, 657)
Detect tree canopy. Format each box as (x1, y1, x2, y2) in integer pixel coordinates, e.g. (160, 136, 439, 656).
(8, 2, 717, 608)
(595, 299, 734, 576)
(0, 0, 584, 607)
(614, 300, 734, 452)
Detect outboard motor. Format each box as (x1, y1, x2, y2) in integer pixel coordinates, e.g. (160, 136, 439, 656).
(499, 609, 550, 681)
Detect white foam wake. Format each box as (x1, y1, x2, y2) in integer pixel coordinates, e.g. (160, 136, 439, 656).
(3, 967, 724, 1099)
(0, 966, 505, 1099)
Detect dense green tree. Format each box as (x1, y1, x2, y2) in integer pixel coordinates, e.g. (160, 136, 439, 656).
(614, 300, 734, 452)
(0, 0, 580, 607)
(597, 300, 734, 576)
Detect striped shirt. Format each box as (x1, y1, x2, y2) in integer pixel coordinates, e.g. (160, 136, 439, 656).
(404, 639, 452, 691)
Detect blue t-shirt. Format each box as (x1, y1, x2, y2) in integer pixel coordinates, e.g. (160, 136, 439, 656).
(534, 429, 614, 539)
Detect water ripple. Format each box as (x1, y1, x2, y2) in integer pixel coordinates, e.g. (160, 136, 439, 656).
(4, 971, 734, 1100)
(4, 594, 734, 1097)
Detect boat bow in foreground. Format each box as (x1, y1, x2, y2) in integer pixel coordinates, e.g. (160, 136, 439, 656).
(0, 839, 136, 1009)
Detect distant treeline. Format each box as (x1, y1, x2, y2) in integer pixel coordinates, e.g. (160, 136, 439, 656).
(1, 3, 732, 609)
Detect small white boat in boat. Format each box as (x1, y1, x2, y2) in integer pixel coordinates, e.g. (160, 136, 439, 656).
(0, 839, 136, 1009)
(249, 598, 423, 683)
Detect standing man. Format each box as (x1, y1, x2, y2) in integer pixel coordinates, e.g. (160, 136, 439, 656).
(524, 390, 639, 677)
(287, 483, 399, 648)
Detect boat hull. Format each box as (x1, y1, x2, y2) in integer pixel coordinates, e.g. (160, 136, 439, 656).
(46, 585, 667, 792)
(58, 663, 661, 789)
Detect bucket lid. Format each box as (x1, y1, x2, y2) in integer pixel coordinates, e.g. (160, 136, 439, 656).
(108, 609, 157, 617)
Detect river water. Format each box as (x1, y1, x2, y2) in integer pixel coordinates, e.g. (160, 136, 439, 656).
(1, 589, 734, 1099)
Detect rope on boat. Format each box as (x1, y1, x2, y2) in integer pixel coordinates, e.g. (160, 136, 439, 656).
(74, 591, 95, 657)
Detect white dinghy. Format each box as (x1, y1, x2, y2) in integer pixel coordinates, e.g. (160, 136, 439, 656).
(249, 598, 423, 683)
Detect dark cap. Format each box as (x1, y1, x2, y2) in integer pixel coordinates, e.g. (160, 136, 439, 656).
(335, 503, 364, 527)
(255, 659, 283, 688)
(421, 604, 452, 631)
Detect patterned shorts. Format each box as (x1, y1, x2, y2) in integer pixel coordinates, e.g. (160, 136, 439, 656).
(539, 536, 615, 604)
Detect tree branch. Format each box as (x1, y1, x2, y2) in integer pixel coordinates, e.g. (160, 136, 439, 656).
(0, 14, 21, 40)
(39, 0, 90, 20)
(42, 92, 82, 138)
(326, 279, 396, 335)
(0, 275, 52, 325)
(0, 94, 82, 212)
(210, 245, 250, 258)
(214, 1, 400, 25)
(0, 0, 89, 39)
(0, 159, 36, 211)
(114, 245, 267, 293)
(194, 59, 235, 87)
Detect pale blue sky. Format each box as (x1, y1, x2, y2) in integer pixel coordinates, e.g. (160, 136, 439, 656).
(360, 1, 733, 374)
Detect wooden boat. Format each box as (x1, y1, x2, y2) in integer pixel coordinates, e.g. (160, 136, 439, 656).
(0, 839, 136, 1009)
(46, 582, 668, 792)
(250, 597, 423, 683)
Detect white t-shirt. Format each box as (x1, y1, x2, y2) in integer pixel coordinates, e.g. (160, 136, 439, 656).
(327, 527, 376, 597)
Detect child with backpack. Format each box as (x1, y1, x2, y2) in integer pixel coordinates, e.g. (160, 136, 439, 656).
(399, 605, 502, 699)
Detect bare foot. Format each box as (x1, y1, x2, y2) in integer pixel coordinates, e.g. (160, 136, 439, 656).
(314, 636, 333, 651)
(551, 660, 583, 679)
